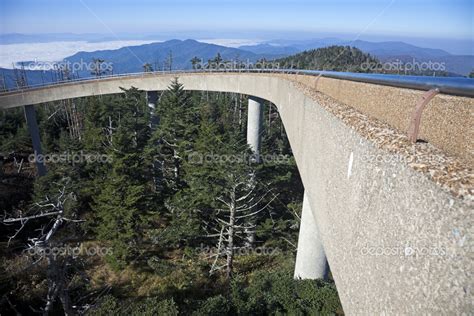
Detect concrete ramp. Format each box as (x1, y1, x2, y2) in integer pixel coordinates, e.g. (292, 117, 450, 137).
(0, 73, 472, 314)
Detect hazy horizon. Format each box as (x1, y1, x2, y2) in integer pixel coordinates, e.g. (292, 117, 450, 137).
(1, 0, 472, 53)
(1, 31, 473, 55)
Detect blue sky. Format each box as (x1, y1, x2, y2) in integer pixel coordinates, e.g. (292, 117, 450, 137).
(0, 0, 472, 40)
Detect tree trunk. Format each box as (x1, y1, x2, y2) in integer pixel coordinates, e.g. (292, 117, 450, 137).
(268, 102, 272, 132)
(226, 188, 236, 282)
(238, 94, 243, 131)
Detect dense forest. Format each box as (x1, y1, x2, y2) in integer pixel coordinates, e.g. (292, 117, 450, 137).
(0, 78, 342, 314)
(275, 46, 379, 72)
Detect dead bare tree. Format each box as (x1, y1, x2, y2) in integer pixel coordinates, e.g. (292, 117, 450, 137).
(2, 183, 84, 315)
(45, 98, 83, 141)
(207, 172, 277, 282)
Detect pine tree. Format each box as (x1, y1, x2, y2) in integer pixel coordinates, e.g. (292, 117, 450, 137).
(93, 87, 152, 268)
(146, 78, 198, 195)
(94, 172, 146, 268)
(176, 112, 274, 282)
(190, 56, 201, 69)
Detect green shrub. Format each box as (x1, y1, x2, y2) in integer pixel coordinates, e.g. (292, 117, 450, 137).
(230, 266, 342, 315)
(147, 256, 175, 276)
(87, 295, 179, 316)
(128, 297, 179, 316)
(87, 295, 120, 315)
(193, 295, 231, 316)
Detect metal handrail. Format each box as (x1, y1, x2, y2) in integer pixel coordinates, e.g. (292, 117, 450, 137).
(302, 70, 474, 97)
(1, 69, 473, 97)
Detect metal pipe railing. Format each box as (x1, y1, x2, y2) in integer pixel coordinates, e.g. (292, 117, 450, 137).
(1, 69, 473, 97)
(299, 70, 474, 97)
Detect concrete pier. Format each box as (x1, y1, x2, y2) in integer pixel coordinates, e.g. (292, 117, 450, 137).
(246, 96, 263, 163)
(146, 90, 159, 127)
(294, 192, 328, 280)
(146, 90, 162, 190)
(24, 105, 46, 176)
(245, 96, 264, 246)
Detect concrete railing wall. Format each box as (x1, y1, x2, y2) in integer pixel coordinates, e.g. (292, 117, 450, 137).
(283, 73, 474, 166)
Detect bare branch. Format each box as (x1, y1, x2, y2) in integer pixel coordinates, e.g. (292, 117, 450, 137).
(2, 211, 63, 223)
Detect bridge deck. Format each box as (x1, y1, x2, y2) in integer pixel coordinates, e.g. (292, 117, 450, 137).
(0, 71, 472, 314)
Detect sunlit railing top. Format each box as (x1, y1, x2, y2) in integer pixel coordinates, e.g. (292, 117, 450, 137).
(2, 69, 473, 97)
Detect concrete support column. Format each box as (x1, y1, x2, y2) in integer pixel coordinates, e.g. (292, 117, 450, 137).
(147, 90, 163, 190)
(294, 191, 329, 280)
(245, 96, 263, 247)
(146, 90, 159, 127)
(24, 105, 47, 176)
(246, 96, 263, 163)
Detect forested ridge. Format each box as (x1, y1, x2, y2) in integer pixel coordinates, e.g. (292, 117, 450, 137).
(275, 45, 379, 72)
(0, 78, 342, 314)
(275, 45, 453, 76)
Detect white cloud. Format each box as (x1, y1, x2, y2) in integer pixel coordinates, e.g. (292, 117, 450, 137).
(0, 40, 159, 69)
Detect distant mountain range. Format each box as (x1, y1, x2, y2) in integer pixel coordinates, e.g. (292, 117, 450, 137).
(237, 44, 300, 56)
(0, 39, 278, 88)
(241, 38, 451, 58)
(344, 40, 450, 59)
(1, 38, 473, 89)
(239, 39, 474, 76)
(63, 38, 474, 76)
(65, 39, 277, 74)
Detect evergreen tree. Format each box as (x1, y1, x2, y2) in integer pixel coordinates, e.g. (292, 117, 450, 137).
(146, 78, 198, 195)
(191, 56, 201, 69)
(176, 109, 274, 281)
(93, 87, 152, 268)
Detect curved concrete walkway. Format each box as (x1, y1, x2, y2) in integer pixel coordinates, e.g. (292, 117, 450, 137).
(0, 72, 472, 314)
